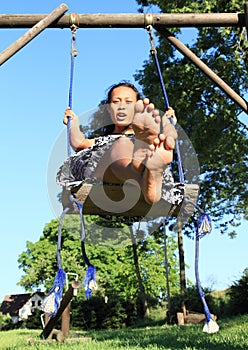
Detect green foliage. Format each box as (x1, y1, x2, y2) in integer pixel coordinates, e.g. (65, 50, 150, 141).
(135, 0, 248, 236)
(20, 309, 44, 330)
(169, 285, 217, 323)
(71, 292, 135, 329)
(17, 215, 181, 310)
(228, 267, 248, 315)
(0, 312, 12, 331)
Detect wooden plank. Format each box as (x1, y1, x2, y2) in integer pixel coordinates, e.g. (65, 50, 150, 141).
(0, 13, 245, 29)
(62, 183, 199, 218)
(0, 3, 68, 66)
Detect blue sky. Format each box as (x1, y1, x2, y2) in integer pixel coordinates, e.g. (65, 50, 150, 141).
(0, 0, 247, 302)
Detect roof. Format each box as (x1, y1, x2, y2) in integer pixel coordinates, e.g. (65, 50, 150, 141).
(0, 291, 45, 316)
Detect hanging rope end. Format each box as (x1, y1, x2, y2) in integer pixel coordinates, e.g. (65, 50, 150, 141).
(83, 265, 98, 299)
(197, 212, 212, 238)
(42, 268, 66, 317)
(203, 318, 219, 334)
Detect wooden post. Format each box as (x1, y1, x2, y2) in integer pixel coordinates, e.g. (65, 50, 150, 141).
(44, 313, 50, 326)
(0, 3, 68, 66)
(40, 280, 80, 340)
(156, 27, 248, 114)
(61, 302, 71, 338)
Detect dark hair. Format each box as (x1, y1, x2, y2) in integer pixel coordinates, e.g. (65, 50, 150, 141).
(106, 81, 142, 104)
(90, 81, 142, 136)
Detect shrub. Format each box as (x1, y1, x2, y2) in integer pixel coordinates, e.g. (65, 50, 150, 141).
(0, 312, 12, 330)
(228, 268, 248, 315)
(71, 293, 138, 330)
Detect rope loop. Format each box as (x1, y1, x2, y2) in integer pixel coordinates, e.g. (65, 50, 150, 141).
(69, 13, 80, 28)
(146, 24, 157, 55)
(70, 24, 78, 57)
(144, 13, 154, 27)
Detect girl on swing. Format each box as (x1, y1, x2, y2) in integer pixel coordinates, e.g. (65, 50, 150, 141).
(57, 81, 184, 206)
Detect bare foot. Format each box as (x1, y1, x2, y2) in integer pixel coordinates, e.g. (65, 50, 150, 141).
(132, 103, 178, 204)
(132, 101, 177, 172)
(132, 99, 161, 173)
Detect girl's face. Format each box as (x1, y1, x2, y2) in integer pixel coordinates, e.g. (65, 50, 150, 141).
(107, 86, 138, 133)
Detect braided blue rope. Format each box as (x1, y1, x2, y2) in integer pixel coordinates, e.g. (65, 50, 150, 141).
(195, 213, 219, 333)
(147, 26, 184, 183)
(44, 27, 95, 317)
(67, 30, 77, 157)
(57, 207, 71, 270)
(195, 214, 212, 322)
(147, 27, 218, 333)
(69, 195, 97, 298)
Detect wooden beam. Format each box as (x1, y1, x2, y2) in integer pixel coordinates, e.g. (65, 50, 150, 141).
(0, 12, 245, 29)
(156, 27, 248, 114)
(0, 3, 68, 66)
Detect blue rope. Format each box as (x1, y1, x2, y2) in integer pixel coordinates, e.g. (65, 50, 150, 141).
(195, 219, 212, 323)
(69, 194, 97, 298)
(45, 26, 96, 315)
(146, 27, 218, 331)
(147, 25, 184, 183)
(65, 28, 96, 298)
(194, 213, 217, 327)
(67, 28, 77, 157)
(57, 207, 70, 269)
(68, 38, 76, 110)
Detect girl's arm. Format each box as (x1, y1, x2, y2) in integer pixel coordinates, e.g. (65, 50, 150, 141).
(63, 107, 95, 150)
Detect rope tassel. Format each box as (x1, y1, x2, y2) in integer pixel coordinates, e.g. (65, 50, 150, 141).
(42, 268, 66, 317)
(77, 199, 97, 299)
(195, 213, 219, 333)
(197, 213, 212, 236)
(83, 264, 98, 299)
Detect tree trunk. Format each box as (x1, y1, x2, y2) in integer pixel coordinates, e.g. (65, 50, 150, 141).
(177, 226, 187, 314)
(129, 225, 150, 318)
(177, 227, 186, 293)
(163, 221, 172, 322)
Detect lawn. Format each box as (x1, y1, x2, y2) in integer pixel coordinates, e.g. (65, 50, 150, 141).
(0, 315, 247, 349)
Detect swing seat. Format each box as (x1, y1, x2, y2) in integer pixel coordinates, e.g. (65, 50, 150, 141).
(62, 182, 199, 218)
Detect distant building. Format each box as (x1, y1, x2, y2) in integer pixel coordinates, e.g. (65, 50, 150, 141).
(0, 291, 45, 324)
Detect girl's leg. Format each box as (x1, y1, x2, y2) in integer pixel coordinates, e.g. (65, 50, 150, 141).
(132, 101, 176, 203)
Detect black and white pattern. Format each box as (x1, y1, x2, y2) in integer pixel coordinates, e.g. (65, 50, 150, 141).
(56, 134, 184, 205)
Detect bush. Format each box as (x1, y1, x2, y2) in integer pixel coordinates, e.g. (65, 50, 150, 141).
(71, 293, 138, 330)
(228, 268, 248, 315)
(0, 312, 12, 330)
(169, 285, 221, 323)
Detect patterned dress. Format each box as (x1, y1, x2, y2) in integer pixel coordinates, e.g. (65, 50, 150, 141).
(56, 134, 184, 206)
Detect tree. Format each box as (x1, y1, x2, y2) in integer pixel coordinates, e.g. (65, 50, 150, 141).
(17, 215, 181, 310)
(135, 0, 248, 235)
(129, 225, 150, 317)
(228, 267, 248, 315)
(134, 0, 248, 299)
(133, 1, 248, 315)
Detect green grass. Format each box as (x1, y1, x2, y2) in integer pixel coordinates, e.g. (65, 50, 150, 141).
(0, 315, 247, 350)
